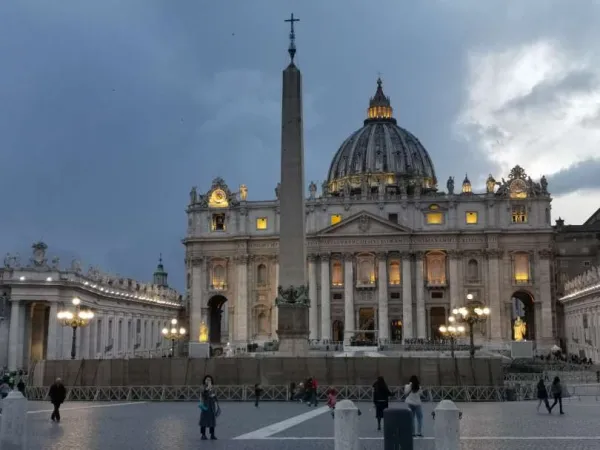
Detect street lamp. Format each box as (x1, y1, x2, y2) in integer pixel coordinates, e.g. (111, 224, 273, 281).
(451, 294, 490, 358)
(161, 318, 186, 357)
(439, 318, 465, 358)
(57, 297, 95, 360)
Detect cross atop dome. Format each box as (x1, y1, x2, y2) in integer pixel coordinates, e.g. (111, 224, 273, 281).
(366, 77, 395, 123)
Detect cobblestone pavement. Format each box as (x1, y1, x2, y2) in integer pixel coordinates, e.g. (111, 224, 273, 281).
(20, 398, 600, 449)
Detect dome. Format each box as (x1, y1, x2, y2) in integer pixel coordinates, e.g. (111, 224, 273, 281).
(326, 78, 437, 196)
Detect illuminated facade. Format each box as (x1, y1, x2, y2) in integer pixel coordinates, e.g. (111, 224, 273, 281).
(0, 243, 182, 370)
(184, 79, 556, 349)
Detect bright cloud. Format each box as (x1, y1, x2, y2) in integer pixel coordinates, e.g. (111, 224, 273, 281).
(456, 40, 600, 178)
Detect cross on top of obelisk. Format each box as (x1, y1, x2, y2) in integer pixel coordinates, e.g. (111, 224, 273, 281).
(285, 13, 300, 62)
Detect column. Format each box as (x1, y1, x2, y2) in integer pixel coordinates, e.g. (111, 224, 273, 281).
(121, 317, 129, 357)
(448, 251, 461, 310)
(308, 254, 318, 340)
(377, 252, 389, 341)
(415, 252, 426, 339)
(8, 300, 22, 370)
(113, 317, 120, 357)
(402, 253, 413, 340)
(320, 254, 331, 340)
(343, 253, 354, 344)
(236, 254, 249, 342)
(190, 256, 204, 343)
(271, 257, 279, 337)
(486, 249, 503, 340)
(102, 314, 110, 355)
(47, 302, 58, 360)
(538, 249, 554, 341)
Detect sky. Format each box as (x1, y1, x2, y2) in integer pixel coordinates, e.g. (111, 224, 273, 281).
(1, 0, 600, 291)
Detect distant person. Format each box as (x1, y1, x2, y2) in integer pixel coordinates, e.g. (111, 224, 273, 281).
(254, 383, 263, 408)
(199, 375, 220, 440)
(373, 376, 393, 431)
(17, 379, 25, 396)
(327, 388, 337, 418)
(48, 378, 67, 423)
(404, 375, 423, 437)
(536, 378, 550, 413)
(549, 376, 564, 415)
(0, 379, 10, 399)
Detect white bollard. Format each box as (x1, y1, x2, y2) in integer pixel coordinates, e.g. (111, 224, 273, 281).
(334, 399, 359, 450)
(0, 390, 28, 450)
(434, 399, 461, 450)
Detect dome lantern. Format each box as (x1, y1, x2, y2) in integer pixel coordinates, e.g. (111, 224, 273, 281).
(462, 174, 472, 194)
(366, 77, 395, 124)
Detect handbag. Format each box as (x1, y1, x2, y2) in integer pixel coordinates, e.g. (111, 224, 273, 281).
(215, 401, 221, 417)
(199, 402, 208, 411)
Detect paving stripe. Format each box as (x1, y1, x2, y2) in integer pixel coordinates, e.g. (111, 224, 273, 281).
(252, 436, 600, 441)
(233, 406, 330, 439)
(27, 402, 146, 414)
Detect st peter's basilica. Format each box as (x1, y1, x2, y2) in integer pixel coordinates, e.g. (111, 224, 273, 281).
(184, 78, 556, 351)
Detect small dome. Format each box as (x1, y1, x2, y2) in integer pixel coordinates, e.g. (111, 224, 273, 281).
(326, 78, 437, 195)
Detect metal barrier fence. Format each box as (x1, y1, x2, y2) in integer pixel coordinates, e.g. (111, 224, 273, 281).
(25, 385, 511, 403)
(504, 372, 598, 384)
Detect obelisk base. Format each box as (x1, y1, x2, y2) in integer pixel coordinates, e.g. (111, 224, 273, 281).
(277, 303, 309, 357)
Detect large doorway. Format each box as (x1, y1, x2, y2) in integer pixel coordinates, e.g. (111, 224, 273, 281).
(332, 320, 344, 342)
(511, 291, 535, 341)
(429, 307, 446, 340)
(208, 295, 227, 344)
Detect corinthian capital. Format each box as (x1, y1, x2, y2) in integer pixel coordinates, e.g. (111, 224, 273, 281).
(307, 254, 317, 263)
(538, 248, 554, 260)
(343, 253, 354, 262)
(447, 249, 464, 260)
(376, 252, 387, 261)
(319, 253, 331, 262)
(234, 254, 249, 264)
(485, 248, 504, 259)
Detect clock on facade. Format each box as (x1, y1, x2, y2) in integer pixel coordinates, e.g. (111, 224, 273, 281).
(209, 189, 228, 208)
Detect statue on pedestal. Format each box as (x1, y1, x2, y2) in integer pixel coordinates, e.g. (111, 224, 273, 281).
(513, 317, 527, 341)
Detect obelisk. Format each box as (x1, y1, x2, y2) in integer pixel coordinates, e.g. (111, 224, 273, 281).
(275, 13, 309, 356)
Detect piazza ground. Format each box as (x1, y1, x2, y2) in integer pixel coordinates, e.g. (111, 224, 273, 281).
(13, 398, 600, 449)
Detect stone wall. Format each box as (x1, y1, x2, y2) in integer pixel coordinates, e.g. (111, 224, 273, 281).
(33, 356, 503, 387)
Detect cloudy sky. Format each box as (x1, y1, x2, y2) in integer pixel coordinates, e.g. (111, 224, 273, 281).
(2, 0, 600, 290)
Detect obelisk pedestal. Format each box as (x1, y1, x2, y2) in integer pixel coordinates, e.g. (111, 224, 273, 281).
(276, 14, 310, 357)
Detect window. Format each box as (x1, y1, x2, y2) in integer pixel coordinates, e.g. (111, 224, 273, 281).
(257, 264, 267, 285)
(511, 205, 527, 223)
(390, 292, 400, 299)
(388, 213, 398, 223)
(513, 253, 530, 283)
(467, 259, 479, 282)
(211, 213, 226, 231)
(426, 212, 444, 225)
(465, 211, 478, 224)
(331, 214, 342, 225)
(212, 264, 226, 289)
(357, 258, 375, 285)
(425, 252, 447, 286)
(256, 217, 268, 230)
(331, 260, 343, 286)
(389, 261, 401, 285)
(431, 291, 444, 299)
(583, 261, 591, 267)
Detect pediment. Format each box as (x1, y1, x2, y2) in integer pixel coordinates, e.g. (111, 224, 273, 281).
(318, 211, 412, 236)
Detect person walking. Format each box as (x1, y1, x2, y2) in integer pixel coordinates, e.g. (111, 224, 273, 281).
(536, 378, 550, 413)
(327, 388, 337, 418)
(199, 375, 220, 440)
(404, 375, 423, 437)
(254, 383, 263, 408)
(549, 376, 564, 415)
(373, 376, 393, 431)
(48, 378, 67, 423)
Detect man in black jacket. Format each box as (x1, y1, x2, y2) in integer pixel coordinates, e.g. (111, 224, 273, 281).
(48, 378, 67, 422)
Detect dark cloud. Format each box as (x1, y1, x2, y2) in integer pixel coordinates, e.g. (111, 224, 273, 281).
(547, 158, 600, 196)
(1, 1, 598, 290)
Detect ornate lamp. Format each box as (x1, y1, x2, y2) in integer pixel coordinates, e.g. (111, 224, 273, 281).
(57, 297, 95, 360)
(439, 320, 466, 358)
(450, 293, 490, 358)
(161, 318, 186, 357)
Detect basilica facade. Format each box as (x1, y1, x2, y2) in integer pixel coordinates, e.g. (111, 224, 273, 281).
(184, 79, 556, 350)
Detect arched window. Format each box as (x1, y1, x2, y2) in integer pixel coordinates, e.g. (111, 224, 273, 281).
(332, 261, 343, 286)
(257, 264, 267, 285)
(359, 260, 373, 284)
(467, 259, 479, 282)
(258, 312, 269, 334)
(425, 252, 447, 286)
(513, 253, 530, 283)
(389, 261, 401, 285)
(212, 264, 226, 289)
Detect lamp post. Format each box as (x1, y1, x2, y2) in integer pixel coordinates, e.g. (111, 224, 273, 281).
(451, 294, 490, 358)
(439, 319, 465, 358)
(161, 318, 186, 357)
(57, 297, 95, 360)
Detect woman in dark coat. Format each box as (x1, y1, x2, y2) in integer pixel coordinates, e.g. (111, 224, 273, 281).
(536, 378, 550, 412)
(199, 375, 219, 440)
(373, 376, 393, 431)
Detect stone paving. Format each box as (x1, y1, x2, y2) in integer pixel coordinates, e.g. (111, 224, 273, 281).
(18, 398, 600, 449)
